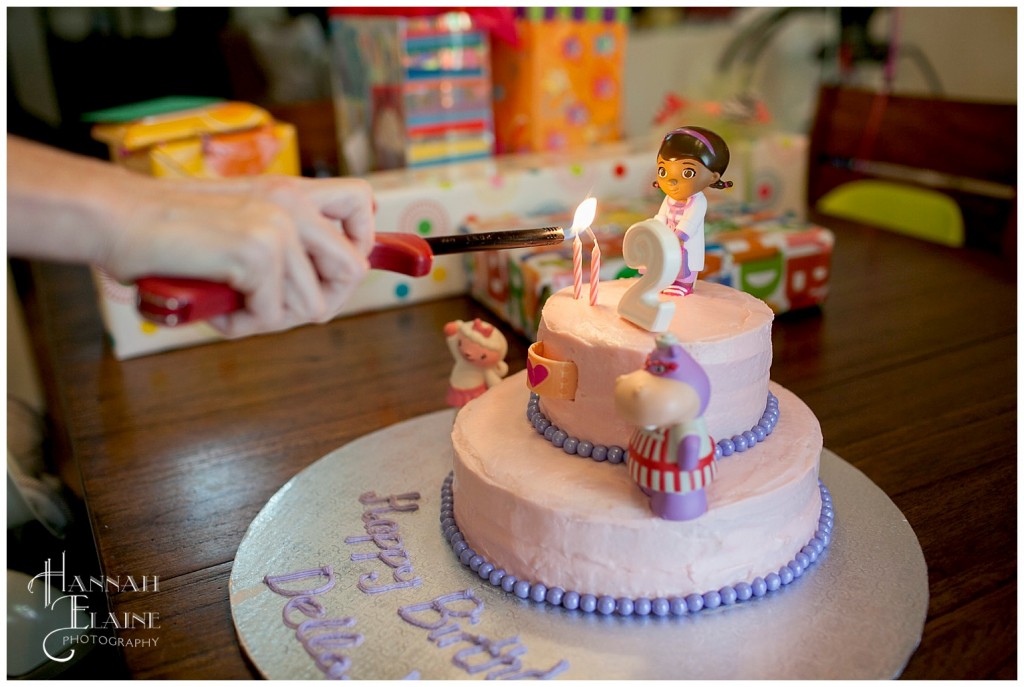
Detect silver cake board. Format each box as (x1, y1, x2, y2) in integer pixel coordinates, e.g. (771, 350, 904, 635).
(229, 409, 928, 680)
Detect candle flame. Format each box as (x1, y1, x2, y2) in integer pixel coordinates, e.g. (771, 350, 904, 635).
(571, 197, 598, 235)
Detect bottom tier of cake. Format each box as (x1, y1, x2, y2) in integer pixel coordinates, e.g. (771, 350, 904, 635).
(450, 371, 827, 602)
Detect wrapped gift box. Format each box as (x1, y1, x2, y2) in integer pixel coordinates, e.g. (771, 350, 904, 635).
(728, 133, 809, 221)
(465, 201, 834, 339)
(491, 7, 628, 154)
(91, 99, 299, 178)
(702, 209, 835, 313)
(89, 99, 301, 359)
(329, 9, 495, 174)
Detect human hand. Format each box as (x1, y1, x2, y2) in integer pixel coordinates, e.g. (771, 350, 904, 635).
(105, 175, 375, 337)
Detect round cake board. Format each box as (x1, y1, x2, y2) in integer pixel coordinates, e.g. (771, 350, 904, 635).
(230, 410, 927, 680)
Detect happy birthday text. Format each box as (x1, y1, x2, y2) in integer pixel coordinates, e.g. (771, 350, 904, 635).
(262, 490, 569, 679)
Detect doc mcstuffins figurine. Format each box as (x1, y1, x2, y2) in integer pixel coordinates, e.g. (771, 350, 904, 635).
(444, 318, 509, 408)
(614, 333, 716, 521)
(653, 127, 732, 297)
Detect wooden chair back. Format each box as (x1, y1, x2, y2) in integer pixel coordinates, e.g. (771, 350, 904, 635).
(807, 85, 1016, 254)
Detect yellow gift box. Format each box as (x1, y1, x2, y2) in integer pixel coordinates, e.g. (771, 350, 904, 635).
(91, 100, 299, 178)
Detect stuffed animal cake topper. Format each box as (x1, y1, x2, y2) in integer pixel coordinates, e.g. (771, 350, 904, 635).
(614, 333, 716, 521)
(444, 318, 509, 408)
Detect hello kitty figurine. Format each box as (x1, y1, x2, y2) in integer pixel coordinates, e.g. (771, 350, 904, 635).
(444, 318, 509, 408)
(614, 333, 716, 521)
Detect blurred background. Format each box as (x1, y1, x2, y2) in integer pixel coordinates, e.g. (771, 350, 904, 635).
(8, 7, 1016, 156)
(7, 6, 1016, 314)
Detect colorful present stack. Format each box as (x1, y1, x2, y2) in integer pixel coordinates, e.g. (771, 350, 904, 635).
(465, 200, 835, 339)
(329, 9, 495, 173)
(703, 209, 834, 313)
(88, 98, 301, 359)
(491, 6, 628, 154)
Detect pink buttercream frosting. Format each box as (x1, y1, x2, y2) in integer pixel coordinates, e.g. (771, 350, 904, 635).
(452, 375, 822, 599)
(537, 279, 773, 448)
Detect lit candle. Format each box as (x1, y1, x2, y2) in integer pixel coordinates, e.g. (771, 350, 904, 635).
(569, 198, 598, 304)
(588, 228, 601, 306)
(572, 229, 583, 300)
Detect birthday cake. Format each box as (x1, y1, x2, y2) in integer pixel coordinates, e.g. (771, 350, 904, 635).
(444, 278, 831, 614)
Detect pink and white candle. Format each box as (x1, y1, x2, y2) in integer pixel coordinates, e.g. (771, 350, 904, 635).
(569, 197, 598, 304)
(589, 237, 601, 306)
(572, 230, 583, 300)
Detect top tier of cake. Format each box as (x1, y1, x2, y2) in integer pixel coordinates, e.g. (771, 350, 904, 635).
(535, 279, 774, 448)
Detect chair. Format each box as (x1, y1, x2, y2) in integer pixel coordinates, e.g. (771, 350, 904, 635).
(807, 86, 1016, 255)
(817, 179, 965, 247)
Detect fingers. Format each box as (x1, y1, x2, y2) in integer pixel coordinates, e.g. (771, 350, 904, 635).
(304, 178, 376, 255)
(281, 227, 328, 320)
(282, 190, 370, 289)
(256, 177, 373, 323)
(227, 215, 285, 329)
(210, 279, 353, 338)
(317, 274, 363, 322)
(232, 194, 332, 328)
(144, 175, 376, 337)
(293, 212, 369, 320)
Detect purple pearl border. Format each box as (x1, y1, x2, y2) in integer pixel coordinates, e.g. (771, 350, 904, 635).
(440, 473, 834, 617)
(526, 392, 780, 463)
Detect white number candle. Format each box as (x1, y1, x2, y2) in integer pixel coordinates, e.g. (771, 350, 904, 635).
(617, 219, 682, 332)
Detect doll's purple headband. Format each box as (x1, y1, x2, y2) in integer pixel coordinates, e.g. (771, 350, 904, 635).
(671, 128, 715, 155)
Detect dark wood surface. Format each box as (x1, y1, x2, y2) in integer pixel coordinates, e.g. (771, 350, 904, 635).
(22, 216, 1016, 679)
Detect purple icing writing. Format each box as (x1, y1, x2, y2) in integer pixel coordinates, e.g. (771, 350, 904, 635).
(263, 566, 364, 679)
(345, 491, 423, 595)
(264, 565, 336, 597)
(296, 617, 364, 679)
(398, 589, 569, 679)
(453, 635, 527, 676)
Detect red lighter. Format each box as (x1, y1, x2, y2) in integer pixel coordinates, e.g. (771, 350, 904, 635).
(136, 228, 564, 326)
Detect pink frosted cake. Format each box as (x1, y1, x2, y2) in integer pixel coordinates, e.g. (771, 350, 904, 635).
(442, 278, 832, 615)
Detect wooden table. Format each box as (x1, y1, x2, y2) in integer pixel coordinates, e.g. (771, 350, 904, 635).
(20, 217, 1016, 679)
